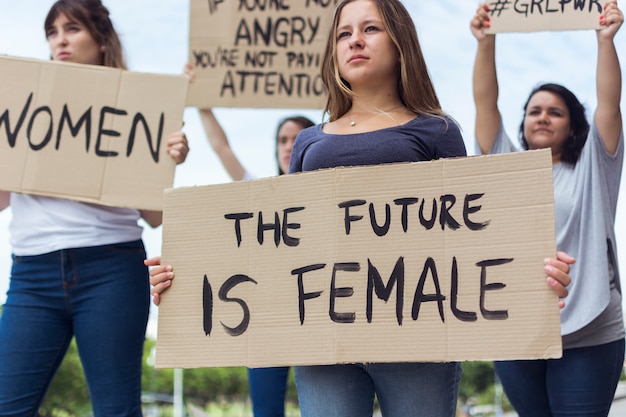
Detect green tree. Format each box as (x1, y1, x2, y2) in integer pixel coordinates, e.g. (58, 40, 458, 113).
(459, 361, 495, 402)
(142, 339, 250, 405)
(141, 339, 303, 408)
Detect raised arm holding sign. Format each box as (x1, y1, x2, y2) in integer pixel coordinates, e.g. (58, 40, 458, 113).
(471, 1, 625, 416)
(187, 0, 336, 108)
(483, 0, 604, 33)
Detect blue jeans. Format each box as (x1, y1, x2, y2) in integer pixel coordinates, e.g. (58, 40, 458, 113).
(0, 240, 150, 417)
(495, 338, 626, 417)
(247, 367, 290, 417)
(295, 362, 461, 417)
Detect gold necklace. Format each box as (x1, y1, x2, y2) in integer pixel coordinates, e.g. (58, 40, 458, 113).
(348, 104, 404, 127)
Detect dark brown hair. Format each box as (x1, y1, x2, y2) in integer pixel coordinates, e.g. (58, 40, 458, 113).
(320, 0, 442, 121)
(275, 116, 315, 175)
(519, 83, 589, 165)
(45, 0, 126, 69)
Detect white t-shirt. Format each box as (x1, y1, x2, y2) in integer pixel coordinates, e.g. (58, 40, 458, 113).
(9, 194, 143, 256)
(481, 122, 624, 348)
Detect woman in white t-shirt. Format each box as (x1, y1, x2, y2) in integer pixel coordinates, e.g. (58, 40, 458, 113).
(0, 1, 188, 416)
(471, 1, 625, 416)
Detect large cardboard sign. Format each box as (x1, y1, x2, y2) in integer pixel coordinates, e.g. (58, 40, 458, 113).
(0, 55, 188, 211)
(484, 0, 603, 33)
(187, 0, 336, 108)
(155, 149, 562, 369)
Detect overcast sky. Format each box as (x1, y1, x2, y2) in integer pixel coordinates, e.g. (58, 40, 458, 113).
(1, 0, 625, 336)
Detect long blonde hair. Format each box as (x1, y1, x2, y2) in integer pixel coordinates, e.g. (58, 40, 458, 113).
(320, 0, 443, 121)
(45, 0, 127, 70)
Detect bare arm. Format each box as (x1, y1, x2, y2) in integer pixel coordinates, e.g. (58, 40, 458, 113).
(595, 0, 623, 155)
(140, 210, 163, 228)
(199, 108, 247, 181)
(471, 3, 502, 154)
(183, 61, 246, 181)
(0, 191, 10, 211)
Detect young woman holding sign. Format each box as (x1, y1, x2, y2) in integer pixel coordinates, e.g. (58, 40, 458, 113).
(148, 1, 572, 415)
(285, 0, 573, 416)
(0, 1, 188, 416)
(285, 1, 461, 415)
(471, 1, 625, 416)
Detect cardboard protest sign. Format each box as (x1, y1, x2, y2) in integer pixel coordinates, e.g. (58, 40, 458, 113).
(484, 0, 603, 33)
(187, 0, 336, 108)
(0, 55, 188, 211)
(155, 149, 562, 369)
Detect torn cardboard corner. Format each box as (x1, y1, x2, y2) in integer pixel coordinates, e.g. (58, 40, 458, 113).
(187, 0, 333, 108)
(484, 2, 603, 34)
(156, 149, 561, 369)
(0, 55, 188, 211)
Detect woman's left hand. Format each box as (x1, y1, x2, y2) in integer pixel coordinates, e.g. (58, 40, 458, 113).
(167, 131, 189, 164)
(545, 251, 575, 309)
(145, 256, 174, 306)
(599, 0, 624, 39)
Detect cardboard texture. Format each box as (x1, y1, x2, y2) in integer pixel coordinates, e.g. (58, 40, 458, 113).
(187, 0, 335, 108)
(156, 149, 562, 369)
(0, 55, 188, 211)
(484, 0, 603, 33)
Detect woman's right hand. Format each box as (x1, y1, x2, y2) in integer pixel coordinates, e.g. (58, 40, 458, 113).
(544, 251, 575, 309)
(598, 0, 623, 40)
(470, 3, 493, 41)
(144, 256, 174, 306)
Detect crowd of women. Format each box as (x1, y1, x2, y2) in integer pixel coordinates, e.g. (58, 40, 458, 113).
(0, 1, 624, 417)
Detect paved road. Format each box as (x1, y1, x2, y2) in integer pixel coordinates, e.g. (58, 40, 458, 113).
(498, 381, 626, 417)
(609, 396, 626, 417)
(609, 380, 626, 417)
(497, 395, 626, 417)
(451, 381, 626, 417)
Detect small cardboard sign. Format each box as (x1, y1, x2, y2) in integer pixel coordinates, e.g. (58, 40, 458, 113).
(155, 149, 562, 369)
(0, 55, 188, 211)
(484, 0, 603, 33)
(187, 0, 336, 108)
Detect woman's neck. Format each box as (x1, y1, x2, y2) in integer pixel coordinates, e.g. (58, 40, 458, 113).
(348, 92, 404, 115)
